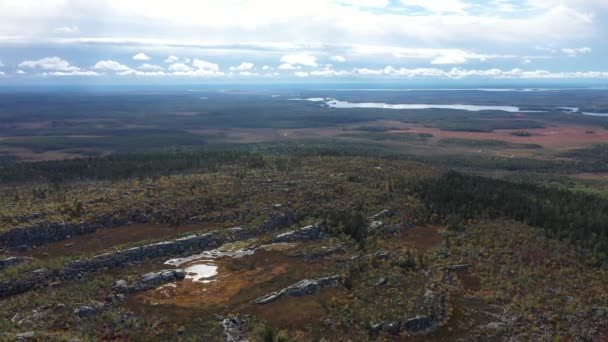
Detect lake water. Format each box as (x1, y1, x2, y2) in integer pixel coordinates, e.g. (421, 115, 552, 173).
(293, 98, 522, 112)
(292, 98, 589, 114)
(582, 112, 608, 116)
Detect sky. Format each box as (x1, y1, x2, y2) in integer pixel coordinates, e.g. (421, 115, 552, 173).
(0, 0, 607, 84)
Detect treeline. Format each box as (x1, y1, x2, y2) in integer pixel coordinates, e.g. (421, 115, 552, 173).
(0, 149, 264, 183)
(417, 172, 608, 266)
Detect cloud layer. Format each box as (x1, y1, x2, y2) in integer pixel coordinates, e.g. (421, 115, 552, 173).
(0, 0, 606, 82)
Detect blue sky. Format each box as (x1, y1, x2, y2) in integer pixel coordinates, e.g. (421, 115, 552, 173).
(0, 0, 607, 84)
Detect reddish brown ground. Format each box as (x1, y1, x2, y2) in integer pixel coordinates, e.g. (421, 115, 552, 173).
(19, 223, 218, 259)
(131, 250, 317, 309)
(384, 225, 444, 253)
(388, 124, 608, 150)
(245, 288, 348, 330)
(456, 269, 481, 292)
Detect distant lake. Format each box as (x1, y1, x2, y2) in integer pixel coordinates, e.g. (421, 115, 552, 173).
(293, 98, 523, 112)
(582, 112, 608, 116)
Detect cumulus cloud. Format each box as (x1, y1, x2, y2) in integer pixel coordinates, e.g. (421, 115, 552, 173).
(46, 71, 101, 76)
(19, 57, 81, 71)
(133, 53, 151, 61)
(278, 63, 299, 70)
(294, 71, 310, 77)
(561, 47, 592, 56)
(192, 59, 220, 71)
(330, 56, 347, 63)
(262, 65, 272, 70)
(16, 70, 27, 75)
(93, 60, 132, 72)
(281, 54, 318, 67)
(165, 55, 179, 63)
(168, 63, 192, 72)
(54, 26, 80, 34)
(139, 63, 164, 71)
(229, 62, 254, 71)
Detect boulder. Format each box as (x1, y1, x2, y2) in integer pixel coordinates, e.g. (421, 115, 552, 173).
(403, 316, 437, 334)
(444, 264, 472, 271)
(370, 209, 394, 221)
(253, 275, 341, 304)
(16, 331, 36, 340)
(0, 257, 27, 270)
(221, 316, 249, 342)
(74, 305, 97, 318)
(272, 224, 327, 243)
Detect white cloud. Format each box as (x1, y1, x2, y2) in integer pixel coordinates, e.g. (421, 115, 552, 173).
(19, 57, 80, 71)
(278, 63, 299, 70)
(46, 70, 101, 76)
(168, 63, 192, 72)
(294, 71, 310, 77)
(0, 60, 4, 67)
(330, 56, 347, 63)
(165, 55, 179, 63)
(54, 26, 80, 34)
(0, 71, 5, 77)
(93, 60, 132, 72)
(400, 0, 470, 14)
(229, 62, 254, 71)
(262, 65, 272, 70)
(192, 59, 220, 71)
(351, 45, 512, 64)
(118, 70, 166, 76)
(16, 70, 27, 75)
(561, 47, 592, 56)
(523, 59, 532, 64)
(339, 0, 389, 8)
(139, 63, 164, 71)
(238, 71, 258, 76)
(431, 55, 468, 65)
(133, 52, 151, 61)
(281, 54, 318, 67)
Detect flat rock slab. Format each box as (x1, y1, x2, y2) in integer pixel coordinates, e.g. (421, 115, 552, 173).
(253, 275, 341, 304)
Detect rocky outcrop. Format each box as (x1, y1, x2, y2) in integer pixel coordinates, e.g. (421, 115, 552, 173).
(444, 264, 472, 271)
(0, 257, 27, 270)
(0, 268, 51, 299)
(0, 227, 250, 298)
(61, 227, 251, 279)
(114, 269, 186, 293)
(402, 315, 437, 334)
(0, 214, 129, 249)
(220, 316, 249, 342)
(253, 275, 341, 304)
(272, 224, 327, 243)
(260, 212, 300, 233)
(369, 209, 394, 221)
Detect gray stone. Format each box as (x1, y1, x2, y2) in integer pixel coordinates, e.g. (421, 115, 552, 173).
(221, 316, 249, 342)
(383, 321, 401, 335)
(370, 209, 394, 221)
(253, 275, 341, 304)
(272, 224, 327, 243)
(375, 277, 388, 287)
(368, 221, 384, 230)
(74, 305, 96, 318)
(0, 257, 27, 270)
(444, 264, 472, 271)
(16, 331, 36, 340)
(403, 316, 436, 334)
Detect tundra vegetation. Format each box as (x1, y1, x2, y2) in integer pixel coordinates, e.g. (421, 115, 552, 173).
(0, 89, 607, 340)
